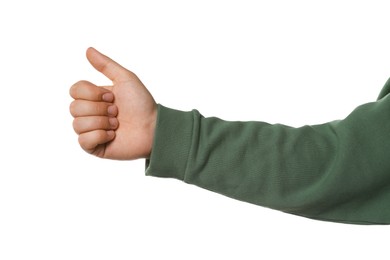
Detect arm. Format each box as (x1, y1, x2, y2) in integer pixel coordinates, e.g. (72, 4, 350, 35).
(147, 84, 390, 225)
(70, 48, 390, 224)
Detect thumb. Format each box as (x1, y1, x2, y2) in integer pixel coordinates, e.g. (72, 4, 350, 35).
(86, 47, 130, 82)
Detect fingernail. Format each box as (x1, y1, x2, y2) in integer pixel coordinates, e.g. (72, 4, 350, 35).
(107, 130, 115, 138)
(107, 105, 117, 116)
(109, 117, 118, 129)
(102, 93, 114, 102)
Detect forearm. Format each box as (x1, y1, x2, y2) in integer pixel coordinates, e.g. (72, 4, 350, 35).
(147, 90, 390, 224)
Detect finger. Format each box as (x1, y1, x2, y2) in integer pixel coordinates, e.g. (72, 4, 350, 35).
(70, 100, 118, 117)
(86, 47, 132, 82)
(70, 80, 114, 102)
(78, 130, 115, 152)
(73, 116, 119, 134)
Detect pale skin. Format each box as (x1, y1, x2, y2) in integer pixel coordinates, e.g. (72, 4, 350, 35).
(69, 47, 157, 160)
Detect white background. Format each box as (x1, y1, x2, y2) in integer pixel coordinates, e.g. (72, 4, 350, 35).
(1, 0, 389, 259)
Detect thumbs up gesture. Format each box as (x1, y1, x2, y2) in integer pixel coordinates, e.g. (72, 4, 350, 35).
(70, 48, 157, 160)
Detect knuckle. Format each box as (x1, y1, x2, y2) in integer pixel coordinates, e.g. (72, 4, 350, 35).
(78, 132, 95, 150)
(72, 117, 84, 133)
(75, 80, 90, 87)
(69, 84, 77, 98)
(78, 134, 88, 149)
(72, 118, 79, 132)
(70, 80, 85, 97)
(78, 130, 106, 150)
(70, 80, 96, 99)
(125, 70, 136, 78)
(69, 100, 78, 116)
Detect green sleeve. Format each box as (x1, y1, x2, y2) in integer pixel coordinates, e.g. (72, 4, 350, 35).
(146, 79, 390, 225)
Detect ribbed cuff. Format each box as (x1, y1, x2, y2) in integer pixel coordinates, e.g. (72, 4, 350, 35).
(145, 104, 196, 181)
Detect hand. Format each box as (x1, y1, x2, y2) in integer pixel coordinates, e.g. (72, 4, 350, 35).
(70, 47, 157, 160)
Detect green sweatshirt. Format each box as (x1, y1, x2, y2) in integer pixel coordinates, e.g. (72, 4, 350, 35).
(146, 79, 390, 225)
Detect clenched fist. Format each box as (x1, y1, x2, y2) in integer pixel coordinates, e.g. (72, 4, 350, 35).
(69, 47, 157, 160)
